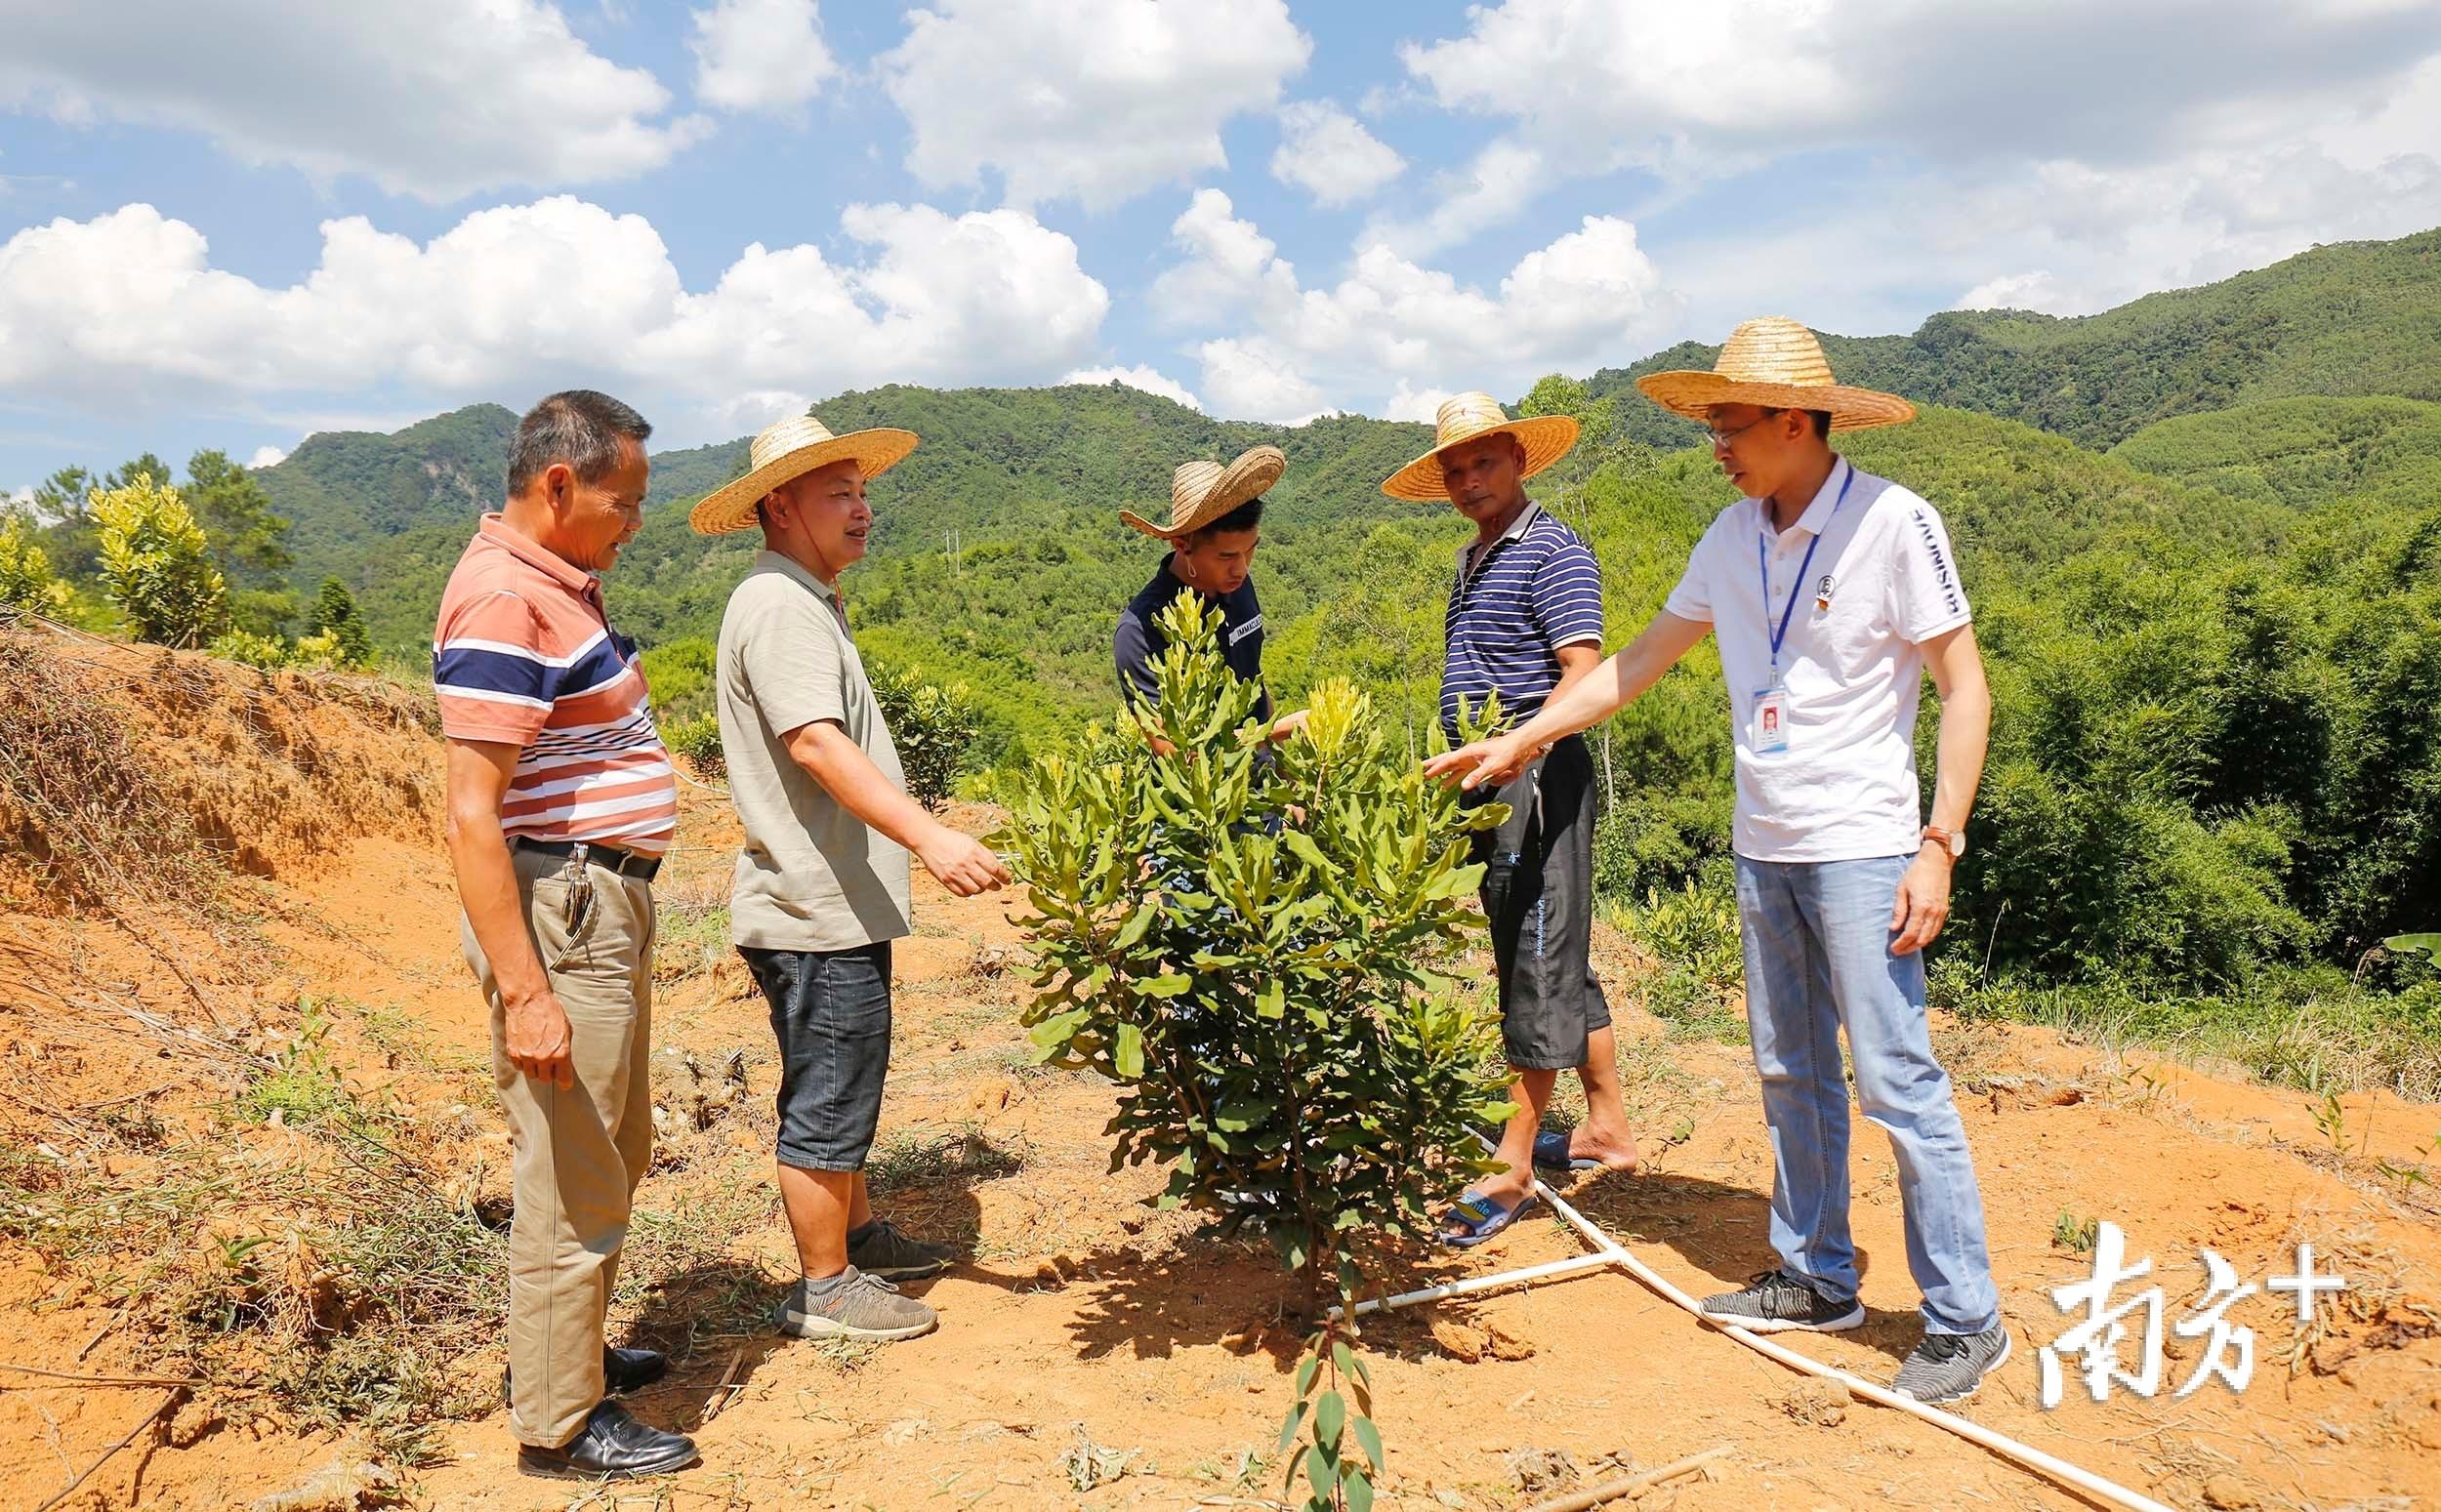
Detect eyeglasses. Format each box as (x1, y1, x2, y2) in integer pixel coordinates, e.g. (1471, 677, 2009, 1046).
(1704, 416, 1770, 449)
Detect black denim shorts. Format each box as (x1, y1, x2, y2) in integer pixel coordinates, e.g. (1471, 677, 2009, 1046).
(739, 941, 892, 1172)
(1466, 734, 1612, 1071)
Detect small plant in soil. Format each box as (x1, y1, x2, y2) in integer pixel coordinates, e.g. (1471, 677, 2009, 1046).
(998, 593, 1516, 1511)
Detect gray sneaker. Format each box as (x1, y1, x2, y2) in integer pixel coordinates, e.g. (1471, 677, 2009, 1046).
(1698, 1270, 1866, 1333)
(848, 1217, 957, 1281)
(1893, 1326, 2012, 1405)
(779, 1267, 938, 1343)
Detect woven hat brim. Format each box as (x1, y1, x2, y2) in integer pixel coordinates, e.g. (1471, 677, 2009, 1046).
(1118, 446, 1286, 540)
(687, 429, 922, 536)
(1634, 372, 1916, 431)
(1381, 414, 1581, 502)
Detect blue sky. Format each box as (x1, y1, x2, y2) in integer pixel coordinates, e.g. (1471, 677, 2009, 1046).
(4, 0, 2439, 496)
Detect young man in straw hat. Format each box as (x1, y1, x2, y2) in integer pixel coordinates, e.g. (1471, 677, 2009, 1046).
(1113, 445, 1306, 745)
(696, 412, 1012, 1346)
(1384, 392, 1643, 1248)
(436, 390, 698, 1480)
(1428, 318, 2008, 1404)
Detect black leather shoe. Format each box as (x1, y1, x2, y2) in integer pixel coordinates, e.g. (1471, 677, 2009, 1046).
(503, 1345, 670, 1406)
(517, 1400, 698, 1480)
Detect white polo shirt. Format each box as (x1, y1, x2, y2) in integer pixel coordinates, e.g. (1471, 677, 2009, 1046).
(1663, 458, 1971, 863)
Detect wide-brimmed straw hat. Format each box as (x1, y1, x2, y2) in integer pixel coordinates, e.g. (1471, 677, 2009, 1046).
(1119, 445, 1287, 540)
(1634, 316, 1915, 431)
(1379, 391, 1580, 502)
(688, 412, 921, 536)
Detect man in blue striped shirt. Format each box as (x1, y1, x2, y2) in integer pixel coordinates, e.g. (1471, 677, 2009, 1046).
(1383, 392, 1642, 1246)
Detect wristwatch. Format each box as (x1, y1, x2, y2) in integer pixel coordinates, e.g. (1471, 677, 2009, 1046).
(1922, 824, 1966, 859)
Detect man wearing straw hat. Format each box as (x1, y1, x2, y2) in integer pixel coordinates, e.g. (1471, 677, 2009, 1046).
(695, 412, 1012, 1346)
(1113, 444, 1306, 745)
(1427, 319, 2008, 1404)
(1383, 392, 1644, 1249)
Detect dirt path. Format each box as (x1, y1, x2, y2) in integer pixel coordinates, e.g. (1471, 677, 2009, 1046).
(5, 761, 2438, 1510)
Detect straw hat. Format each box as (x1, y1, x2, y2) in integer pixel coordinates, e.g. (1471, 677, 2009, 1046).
(688, 412, 921, 536)
(1379, 392, 1580, 502)
(1634, 316, 1916, 431)
(1119, 445, 1287, 540)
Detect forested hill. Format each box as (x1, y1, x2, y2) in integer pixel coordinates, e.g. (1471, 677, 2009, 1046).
(1590, 227, 2441, 450)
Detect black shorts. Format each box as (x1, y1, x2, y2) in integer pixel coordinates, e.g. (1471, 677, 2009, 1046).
(1467, 735, 1611, 1071)
(740, 941, 892, 1172)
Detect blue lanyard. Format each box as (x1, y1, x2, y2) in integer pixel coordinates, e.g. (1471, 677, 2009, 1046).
(1757, 464, 1854, 680)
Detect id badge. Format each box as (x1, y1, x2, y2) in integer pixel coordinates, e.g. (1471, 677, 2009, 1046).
(1751, 684, 1790, 754)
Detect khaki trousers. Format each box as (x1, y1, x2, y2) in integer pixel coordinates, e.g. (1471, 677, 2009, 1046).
(461, 844, 656, 1448)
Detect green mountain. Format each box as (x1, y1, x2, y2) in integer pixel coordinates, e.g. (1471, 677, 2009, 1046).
(1589, 227, 2441, 450)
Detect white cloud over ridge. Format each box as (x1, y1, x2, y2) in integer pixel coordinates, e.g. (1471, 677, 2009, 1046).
(0, 198, 1110, 441)
(690, 0, 839, 116)
(1153, 190, 1673, 423)
(0, 1, 710, 202)
(1059, 365, 1203, 410)
(882, 0, 1312, 209)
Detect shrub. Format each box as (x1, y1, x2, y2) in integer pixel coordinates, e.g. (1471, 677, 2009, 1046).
(0, 513, 69, 613)
(207, 629, 293, 670)
(999, 593, 1515, 1512)
(92, 474, 228, 647)
(662, 710, 725, 782)
(871, 662, 980, 811)
(307, 578, 376, 670)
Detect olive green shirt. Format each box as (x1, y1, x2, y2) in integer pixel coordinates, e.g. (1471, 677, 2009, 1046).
(716, 551, 913, 951)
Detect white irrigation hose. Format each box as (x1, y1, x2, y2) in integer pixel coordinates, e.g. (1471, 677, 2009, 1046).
(1346, 1151, 2183, 1512)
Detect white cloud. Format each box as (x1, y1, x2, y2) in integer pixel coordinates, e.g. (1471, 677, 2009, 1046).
(1270, 101, 1404, 208)
(1358, 140, 1545, 261)
(1153, 191, 1672, 422)
(1149, 188, 1298, 327)
(0, 198, 1110, 442)
(1380, 383, 1456, 425)
(246, 445, 289, 469)
(1401, 0, 2441, 176)
(881, 0, 1311, 209)
(711, 390, 813, 434)
(1059, 365, 1202, 410)
(690, 0, 838, 116)
(5, 486, 31, 509)
(0, 1, 710, 202)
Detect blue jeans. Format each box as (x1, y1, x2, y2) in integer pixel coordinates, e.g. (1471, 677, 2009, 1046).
(1734, 853, 2000, 1334)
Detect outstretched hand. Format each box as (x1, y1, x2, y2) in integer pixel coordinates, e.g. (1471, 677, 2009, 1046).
(1423, 732, 1536, 792)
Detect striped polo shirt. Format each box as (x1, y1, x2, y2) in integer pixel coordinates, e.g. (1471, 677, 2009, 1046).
(1440, 502, 1604, 736)
(432, 514, 676, 856)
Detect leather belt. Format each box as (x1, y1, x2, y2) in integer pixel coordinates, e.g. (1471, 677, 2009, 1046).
(512, 836, 662, 881)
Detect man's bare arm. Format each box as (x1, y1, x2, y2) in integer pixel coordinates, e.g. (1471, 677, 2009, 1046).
(444, 739, 572, 1088)
(1889, 621, 1991, 955)
(782, 721, 1012, 897)
(1426, 610, 1713, 789)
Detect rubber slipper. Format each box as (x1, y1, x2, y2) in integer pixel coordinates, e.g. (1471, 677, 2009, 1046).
(1532, 1129, 1604, 1172)
(1438, 1188, 1539, 1248)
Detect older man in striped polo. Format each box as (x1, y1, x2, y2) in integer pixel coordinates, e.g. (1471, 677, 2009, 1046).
(435, 390, 697, 1481)
(1382, 392, 1642, 1247)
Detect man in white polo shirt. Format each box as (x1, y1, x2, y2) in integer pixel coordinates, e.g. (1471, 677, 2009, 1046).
(1427, 317, 2007, 1406)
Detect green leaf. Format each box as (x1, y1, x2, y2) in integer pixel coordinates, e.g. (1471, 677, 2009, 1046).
(1352, 1415, 1384, 1471)
(1137, 972, 1192, 999)
(1341, 1461, 1375, 1512)
(1332, 1339, 1366, 1386)
(1276, 1400, 1308, 1452)
(2386, 932, 2441, 960)
(1314, 1389, 1345, 1450)
(1294, 1353, 1320, 1397)
(1303, 1445, 1335, 1495)
(1114, 1021, 1145, 1079)
(1215, 1097, 1272, 1132)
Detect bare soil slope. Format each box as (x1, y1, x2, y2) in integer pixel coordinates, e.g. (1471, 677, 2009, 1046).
(1, 628, 2434, 1512)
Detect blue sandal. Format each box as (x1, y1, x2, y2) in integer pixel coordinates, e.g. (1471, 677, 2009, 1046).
(1439, 1188, 1539, 1248)
(1532, 1129, 1604, 1172)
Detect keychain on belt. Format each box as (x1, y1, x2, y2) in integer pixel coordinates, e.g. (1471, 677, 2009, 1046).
(548, 841, 598, 969)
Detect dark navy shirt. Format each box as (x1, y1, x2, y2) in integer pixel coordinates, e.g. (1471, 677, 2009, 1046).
(1440, 503, 1603, 736)
(1114, 557, 1271, 719)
